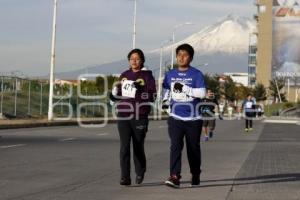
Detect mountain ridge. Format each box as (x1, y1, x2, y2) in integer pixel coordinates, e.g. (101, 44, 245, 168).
(46, 14, 254, 79)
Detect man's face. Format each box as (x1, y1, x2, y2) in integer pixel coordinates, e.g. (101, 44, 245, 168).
(176, 50, 192, 67)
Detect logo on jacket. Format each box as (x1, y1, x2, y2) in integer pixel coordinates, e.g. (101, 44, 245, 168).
(136, 78, 145, 86)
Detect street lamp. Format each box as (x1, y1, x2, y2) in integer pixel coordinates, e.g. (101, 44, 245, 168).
(274, 78, 282, 103)
(157, 39, 172, 110)
(171, 22, 194, 69)
(130, 0, 138, 49)
(48, 0, 58, 121)
(196, 63, 209, 68)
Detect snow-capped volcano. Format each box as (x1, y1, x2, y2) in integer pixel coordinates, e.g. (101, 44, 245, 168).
(152, 14, 256, 55)
(51, 15, 255, 79)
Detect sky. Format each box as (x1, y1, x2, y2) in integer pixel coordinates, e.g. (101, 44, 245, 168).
(0, 0, 255, 77)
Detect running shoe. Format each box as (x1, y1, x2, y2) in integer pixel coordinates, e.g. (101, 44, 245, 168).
(191, 175, 200, 186)
(120, 178, 131, 186)
(165, 175, 180, 188)
(136, 174, 144, 185)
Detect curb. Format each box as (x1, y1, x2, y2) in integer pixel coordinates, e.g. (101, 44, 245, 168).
(264, 119, 300, 125)
(0, 116, 168, 130)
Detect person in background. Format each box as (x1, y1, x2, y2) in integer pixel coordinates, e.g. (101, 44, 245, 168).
(219, 103, 224, 116)
(242, 94, 256, 132)
(257, 104, 264, 117)
(200, 89, 222, 141)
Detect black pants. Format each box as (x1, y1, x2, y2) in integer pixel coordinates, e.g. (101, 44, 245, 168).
(168, 117, 203, 176)
(245, 112, 253, 128)
(246, 119, 253, 128)
(117, 118, 148, 179)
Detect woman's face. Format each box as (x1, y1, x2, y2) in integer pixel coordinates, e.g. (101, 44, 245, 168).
(129, 53, 142, 70)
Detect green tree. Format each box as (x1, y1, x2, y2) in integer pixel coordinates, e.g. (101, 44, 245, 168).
(106, 75, 119, 90)
(253, 83, 267, 101)
(236, 85, 252, 101)
(80, 80, 99, 95)
(21, 79, 41, 92)
(204, 74, 221, 100)
(223, 77, 237, 102)
(165, 63, 178, 72)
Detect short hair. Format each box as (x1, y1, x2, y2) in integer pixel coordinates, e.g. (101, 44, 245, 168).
(176, 43, 194, 60)
(127, 48, 145, 68)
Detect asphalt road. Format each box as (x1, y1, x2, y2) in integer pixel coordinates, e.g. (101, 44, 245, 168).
(0, 119, 299, 200)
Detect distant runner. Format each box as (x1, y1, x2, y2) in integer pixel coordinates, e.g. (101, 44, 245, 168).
(200, 89, 222, 141)
(242, 94, 256, 132)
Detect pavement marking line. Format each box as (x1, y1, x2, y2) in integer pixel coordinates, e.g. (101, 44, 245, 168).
(0, 144, 27, 149)
(59, 138, 77, 142)
(97, 133, 109, 136)
(158, 125, 168, 129)
(264, 119, 299, 124)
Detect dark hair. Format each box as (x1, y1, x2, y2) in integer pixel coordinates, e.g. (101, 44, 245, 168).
(176, 43, 194, 60)
(127, 48, 145, 69)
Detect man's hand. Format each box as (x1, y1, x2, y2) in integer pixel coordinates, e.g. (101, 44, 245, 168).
(174, 82, 183, 92)
(207, 91, 215, 99)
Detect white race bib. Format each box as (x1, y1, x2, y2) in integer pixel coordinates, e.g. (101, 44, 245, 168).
(121, 80, 137, 98)
(170, 82, 188, 102)
(245, 101, 253, 109)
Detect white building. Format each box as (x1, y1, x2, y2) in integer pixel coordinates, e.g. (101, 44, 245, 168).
(224, 72, 249, 86)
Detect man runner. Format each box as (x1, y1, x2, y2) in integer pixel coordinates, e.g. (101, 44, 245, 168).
(200, 89, 221, 141)
(242, 94, 256, 132)
(162, 44, 206, 188)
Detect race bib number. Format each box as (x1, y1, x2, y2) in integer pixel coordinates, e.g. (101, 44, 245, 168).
(121, 80, 137, 98)
(245, 101, 253, 109)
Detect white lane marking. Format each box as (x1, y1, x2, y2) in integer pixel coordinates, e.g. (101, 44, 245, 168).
(60, 138, 77, 142)
(264, 120, 299, 124)
(158, 125, 168, 128)
(0, 144, 26, 149)
(97, 133, 109, 136)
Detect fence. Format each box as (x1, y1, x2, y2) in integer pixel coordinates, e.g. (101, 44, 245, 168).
(0, 76, 109, 119)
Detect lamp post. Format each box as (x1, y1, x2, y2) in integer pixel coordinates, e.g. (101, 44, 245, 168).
(157, 39, 172, 110)
(196, 63, 209, 68)
(131, 0, 137, 49)
(171, 22, 194, 69)
(48, 0, 58, 121)
(274, 78, 282, 103)
(0, 76, 3, 115)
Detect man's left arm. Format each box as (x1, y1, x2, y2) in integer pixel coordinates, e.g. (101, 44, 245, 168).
(181, 71, 206, 99)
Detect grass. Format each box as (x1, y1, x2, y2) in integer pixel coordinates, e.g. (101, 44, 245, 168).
(264, 102, 298, 117)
